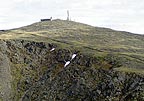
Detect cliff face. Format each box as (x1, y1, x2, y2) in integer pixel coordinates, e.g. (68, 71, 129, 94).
(0, 39, 143, 101)
(0, 41, 12, 101)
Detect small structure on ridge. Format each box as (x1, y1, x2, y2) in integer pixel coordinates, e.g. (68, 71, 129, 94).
(41, 17, 52, 22)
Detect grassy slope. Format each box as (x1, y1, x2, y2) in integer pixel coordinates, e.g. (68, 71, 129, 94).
(0, 19, 144, 74)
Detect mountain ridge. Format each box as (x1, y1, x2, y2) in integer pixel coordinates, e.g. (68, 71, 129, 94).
(0, 19, 143, 70)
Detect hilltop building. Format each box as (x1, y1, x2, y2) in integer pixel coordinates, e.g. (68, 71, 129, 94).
(41, 17, 52, 22)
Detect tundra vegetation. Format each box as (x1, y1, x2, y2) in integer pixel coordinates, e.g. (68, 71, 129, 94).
(0, 19, 143, 101)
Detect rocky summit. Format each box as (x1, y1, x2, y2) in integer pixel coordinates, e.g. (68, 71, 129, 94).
(0, 19, 144, 101)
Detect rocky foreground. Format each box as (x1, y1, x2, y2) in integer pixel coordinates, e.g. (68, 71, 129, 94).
(0, 40, 143, 101)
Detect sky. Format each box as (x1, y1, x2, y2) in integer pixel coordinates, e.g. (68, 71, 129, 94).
(0, 0, 144, 34)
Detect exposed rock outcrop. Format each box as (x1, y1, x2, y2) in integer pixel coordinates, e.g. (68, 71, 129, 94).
(0, 41, 12, 101)
(0, 39, 143, 101)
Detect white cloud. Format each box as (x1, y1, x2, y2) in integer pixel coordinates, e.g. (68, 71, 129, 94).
(0, 0, 144, 34)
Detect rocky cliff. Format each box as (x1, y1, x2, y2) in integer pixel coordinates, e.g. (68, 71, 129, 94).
(0, 39, 143, 101)
(0, 19, 144, 101)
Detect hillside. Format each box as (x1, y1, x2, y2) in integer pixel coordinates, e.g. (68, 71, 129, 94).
(0, 19, 143, 101)
(1, 19, 144, 70)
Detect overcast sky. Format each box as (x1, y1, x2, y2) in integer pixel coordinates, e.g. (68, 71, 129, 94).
(0, 0, 144, 34)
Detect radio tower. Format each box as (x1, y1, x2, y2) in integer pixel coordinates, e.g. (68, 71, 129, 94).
(67, 10, 70, 21)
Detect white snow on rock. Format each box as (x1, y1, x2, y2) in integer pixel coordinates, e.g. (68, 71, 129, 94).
(64, 61, 70, 67)
(71, 54, 77, 60)
(50, 48, 55, 52)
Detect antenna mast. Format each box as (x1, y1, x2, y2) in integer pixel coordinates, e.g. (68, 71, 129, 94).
(67, 10, 70, 21)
